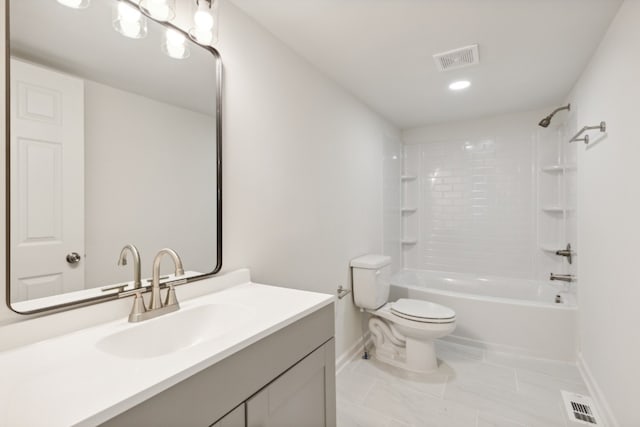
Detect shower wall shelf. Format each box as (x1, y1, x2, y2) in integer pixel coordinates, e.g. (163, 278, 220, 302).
(569, 121, 606, 144)
(541, 164, 577, 173)
(401, 175, 417, 181)
(401, 239, 418, 245)
(401, 207, 417, 213)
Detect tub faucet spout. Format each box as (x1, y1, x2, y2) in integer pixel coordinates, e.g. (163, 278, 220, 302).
(550, 273, 575, 283)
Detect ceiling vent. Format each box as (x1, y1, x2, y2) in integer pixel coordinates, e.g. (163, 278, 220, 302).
(433, 44, 479, 72)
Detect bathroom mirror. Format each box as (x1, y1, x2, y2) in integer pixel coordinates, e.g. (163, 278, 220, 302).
(6, 0, 222, 314)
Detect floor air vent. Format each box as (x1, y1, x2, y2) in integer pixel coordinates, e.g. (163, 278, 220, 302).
(562, 391, 602, 425)
(432, 44, 479, 71)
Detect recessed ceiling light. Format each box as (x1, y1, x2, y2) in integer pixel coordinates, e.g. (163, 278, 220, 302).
(449, 80, 471, 91)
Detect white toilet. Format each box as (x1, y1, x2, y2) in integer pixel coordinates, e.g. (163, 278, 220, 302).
(351, 254, 456, 373)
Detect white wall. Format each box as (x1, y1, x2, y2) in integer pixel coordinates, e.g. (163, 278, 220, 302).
(84, 80, 217, 286)
(0, 0, 401, 360)
(402, 110, 561, 280)
(570, 1, 640, 425)
(215, 1, 401, 357)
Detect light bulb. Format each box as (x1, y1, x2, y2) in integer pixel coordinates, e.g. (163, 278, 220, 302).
(191, 28, 213, 45)
(118, 2, 142, 21)
(113, 1, 147, 39)
(166, 29, 185, 45)
(163, 28, 189, 59)
(139, 0, 175, 22)
(189, 1, 217, 45)
(121, 20, 142, 38)
(194, 10, 214, 31)
(57, 0, 89, 9)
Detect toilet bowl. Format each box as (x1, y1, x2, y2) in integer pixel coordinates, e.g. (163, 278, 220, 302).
(368, 299, 455, 372)
(351, 255, 456, 373)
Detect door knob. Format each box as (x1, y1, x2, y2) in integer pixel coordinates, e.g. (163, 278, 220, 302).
(66, 252, 81, 264)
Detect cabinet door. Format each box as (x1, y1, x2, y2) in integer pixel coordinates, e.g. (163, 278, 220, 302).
(246, 341, 336, 427)
(211, 403, 245, 427)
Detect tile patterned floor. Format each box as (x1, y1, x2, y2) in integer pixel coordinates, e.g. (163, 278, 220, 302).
(336, 340, 589, 427)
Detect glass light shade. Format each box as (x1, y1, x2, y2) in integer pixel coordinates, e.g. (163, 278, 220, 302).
(188, 0, 218, 45)
(139, 0, 175, 22)
(113, 1, 148, 39)
(162, 28, 190, 59)
(57, 0, 90, 9)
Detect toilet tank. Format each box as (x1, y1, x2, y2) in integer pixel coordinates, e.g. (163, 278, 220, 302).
(350, 255, 392, 310)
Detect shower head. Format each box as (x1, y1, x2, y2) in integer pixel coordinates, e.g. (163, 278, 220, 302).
(538, 117, 552, 128)
(538, 104, 571, 128)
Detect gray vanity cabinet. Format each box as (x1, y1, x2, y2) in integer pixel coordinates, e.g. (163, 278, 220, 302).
(211, 404, 245, 427)
(101, 304, 335, 427)
(246, 340, 334, 427)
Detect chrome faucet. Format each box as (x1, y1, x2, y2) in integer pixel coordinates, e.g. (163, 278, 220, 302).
(117, 244, 142, 289)
(550, 273, 575, 283)
(120, 248, 185, 322)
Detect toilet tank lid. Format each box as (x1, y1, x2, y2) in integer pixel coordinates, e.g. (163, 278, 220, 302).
(350, 255, 392, 269)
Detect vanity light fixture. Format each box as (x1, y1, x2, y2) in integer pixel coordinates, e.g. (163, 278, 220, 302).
(56, 0, 90, 8)
(57, 0, 218, 57)
(163, 28, 190, 59)
(113, 1, 148, 39)
(189, 0, 218, 45)
(138, 0, 175, 22)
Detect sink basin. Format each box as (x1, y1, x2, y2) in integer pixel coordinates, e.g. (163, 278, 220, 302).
(97, 303, 255, 359)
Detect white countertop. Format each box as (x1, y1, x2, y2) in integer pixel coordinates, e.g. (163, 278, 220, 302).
(0, 276, 334, 427)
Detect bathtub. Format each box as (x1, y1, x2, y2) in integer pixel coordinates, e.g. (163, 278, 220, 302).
(389, 269, 577, 361)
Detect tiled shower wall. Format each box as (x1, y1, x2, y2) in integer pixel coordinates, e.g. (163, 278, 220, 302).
(402, 109, 568, 280)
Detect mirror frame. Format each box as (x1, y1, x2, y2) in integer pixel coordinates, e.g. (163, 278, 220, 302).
(4, 0, 223, 315)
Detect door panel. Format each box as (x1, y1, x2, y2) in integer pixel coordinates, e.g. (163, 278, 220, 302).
(10, 58, 85, 303)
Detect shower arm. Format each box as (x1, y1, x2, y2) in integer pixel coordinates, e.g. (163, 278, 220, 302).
(548, 105, 571, 117)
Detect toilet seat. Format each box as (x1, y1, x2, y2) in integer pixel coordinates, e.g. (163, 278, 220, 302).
(391, 299, 456, 324)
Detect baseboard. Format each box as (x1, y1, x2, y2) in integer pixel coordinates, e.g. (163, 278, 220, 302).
(336, 332, 371, 375)
(577, 352, 618, 427)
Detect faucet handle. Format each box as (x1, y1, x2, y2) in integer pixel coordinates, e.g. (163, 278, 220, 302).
(128, 291, 147, 323)
(164, 284, 179, 307)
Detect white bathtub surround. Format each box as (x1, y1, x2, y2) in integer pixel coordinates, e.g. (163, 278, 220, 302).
(391, 269, 577, 361)
(0, 271, 333, 426)
(337, 340, 587, 427)
(402, 108, 574, 281)
(383, 135, 403, 275)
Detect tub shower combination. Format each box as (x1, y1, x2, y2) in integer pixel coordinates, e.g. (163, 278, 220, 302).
(389, 269, 577, 361)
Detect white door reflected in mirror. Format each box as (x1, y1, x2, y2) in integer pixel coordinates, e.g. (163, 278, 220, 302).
(10, 58, 85, 302)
